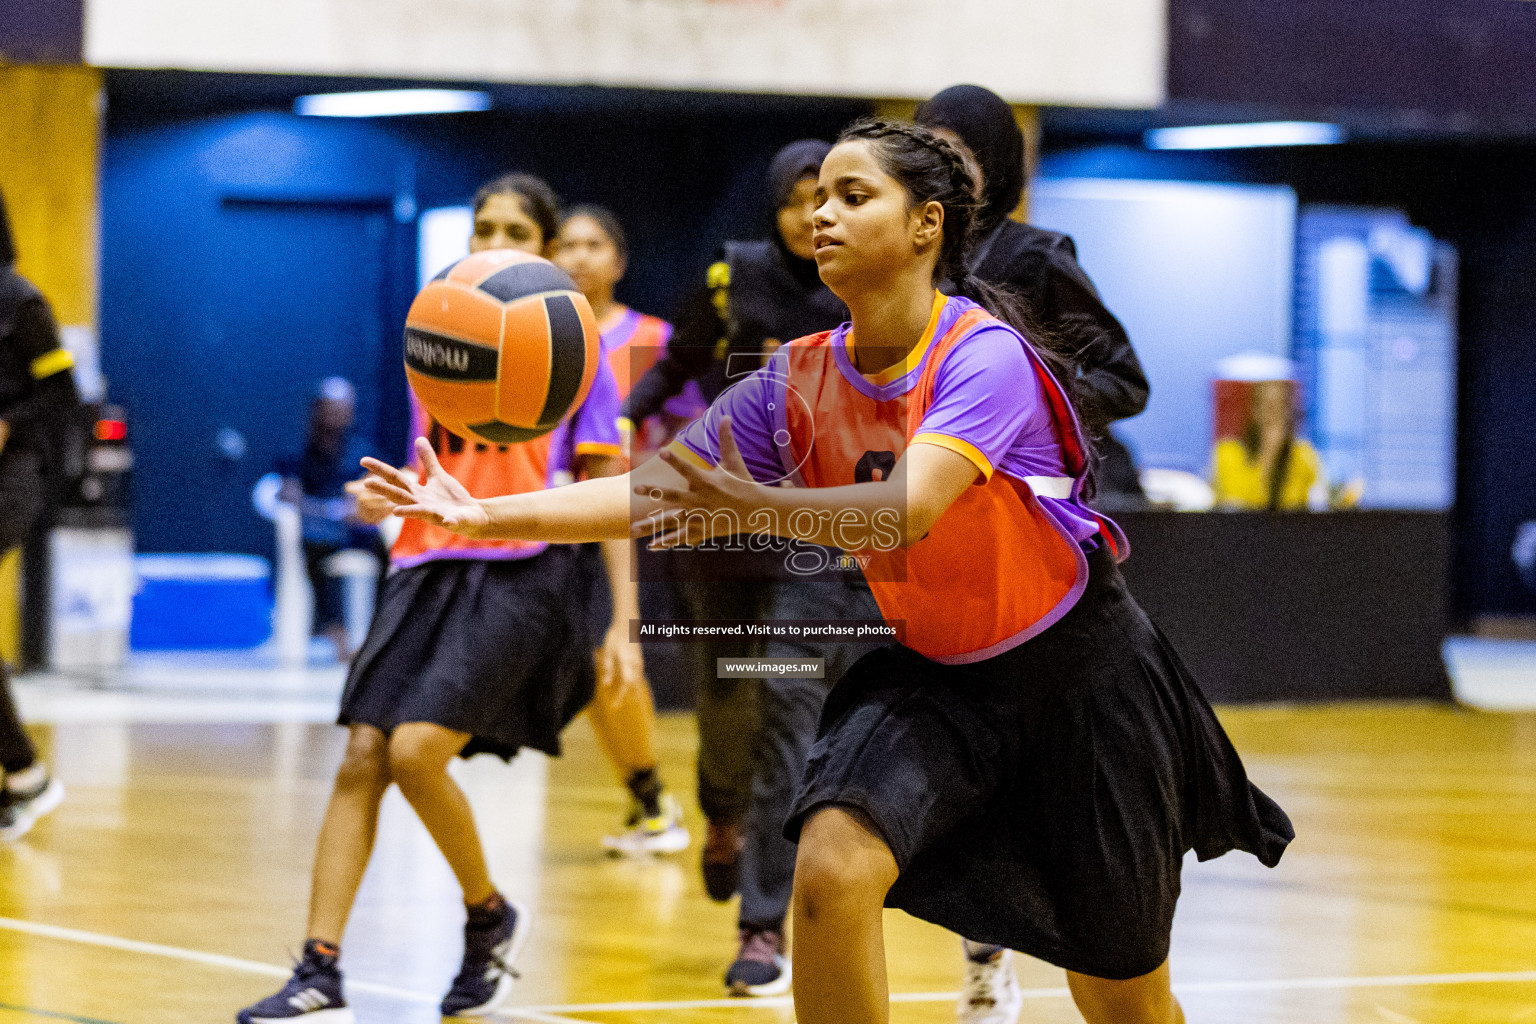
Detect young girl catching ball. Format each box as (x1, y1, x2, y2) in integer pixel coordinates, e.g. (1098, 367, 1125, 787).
(361, 121, 1293, 1024)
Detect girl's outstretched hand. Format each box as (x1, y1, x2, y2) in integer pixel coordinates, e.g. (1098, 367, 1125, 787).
(641, 417, 769, 548)
(361, 438, 491, 536)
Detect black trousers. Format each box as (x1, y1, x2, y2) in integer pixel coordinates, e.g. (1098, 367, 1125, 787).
(679, 577, 772, 825)
(0, 444, 43, 773)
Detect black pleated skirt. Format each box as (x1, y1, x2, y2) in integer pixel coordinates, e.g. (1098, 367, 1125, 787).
(338, 546, 599, 761)
(785, 542, 1293, 980)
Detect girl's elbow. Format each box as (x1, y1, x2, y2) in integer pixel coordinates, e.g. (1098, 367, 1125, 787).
(896, 511, 940, 548)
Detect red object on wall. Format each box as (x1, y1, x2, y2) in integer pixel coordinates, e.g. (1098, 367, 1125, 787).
(94, 419, 127, 442)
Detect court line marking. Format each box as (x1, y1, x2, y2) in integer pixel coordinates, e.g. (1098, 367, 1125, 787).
(0, 916, 592, 1024)
(0, 917, 432, 1003)
(1173, 970, 1536, 994)
(3, 915, 1533, 1018)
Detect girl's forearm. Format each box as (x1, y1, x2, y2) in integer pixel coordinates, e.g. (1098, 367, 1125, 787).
(659, 444, 972, 551)
(641, 477, 913, 550)
(755, 479, 912, 549)
(474, 474, 635, 543)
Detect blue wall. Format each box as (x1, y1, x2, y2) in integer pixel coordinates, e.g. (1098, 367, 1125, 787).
(103, 113, 420, 556)
(102, 88, 866, 557)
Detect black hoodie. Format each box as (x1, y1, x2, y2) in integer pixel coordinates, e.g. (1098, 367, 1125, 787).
(621, 140, 846, 425)
(0, 188, 80, 459)
(916, 85, 1149, 433)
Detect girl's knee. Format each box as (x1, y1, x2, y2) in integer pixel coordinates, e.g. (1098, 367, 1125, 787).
(386, 724, 457, 787)
(336, 727, 390, 790)
(1067, 961, 1179, 1024)
(793, 806, 898, 917)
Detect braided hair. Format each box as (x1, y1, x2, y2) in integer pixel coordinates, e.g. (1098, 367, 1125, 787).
(836, 118, 1099, 460)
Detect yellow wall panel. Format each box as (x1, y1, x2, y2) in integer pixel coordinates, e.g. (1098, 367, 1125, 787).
(0, 549, 18, 666)
(0, 64, 102, 328)
(0, 65, 101, 667)
(1013, 104, 1041, 221)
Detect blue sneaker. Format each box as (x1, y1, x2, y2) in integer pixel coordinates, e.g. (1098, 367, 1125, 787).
(440, 896, 528, 1017)
(237, 942, 352, 1023)
(724, 925, 790, 997)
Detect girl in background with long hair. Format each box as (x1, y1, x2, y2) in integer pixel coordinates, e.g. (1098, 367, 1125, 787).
(238, 173, 632, 1023)
(1212, 379, 1324, 510)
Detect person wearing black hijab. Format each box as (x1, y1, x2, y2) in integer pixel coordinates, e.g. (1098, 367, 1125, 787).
(0, 187, 75, 840)
(915, 84, 1150, 1023)
(916, 84, 1150, 510)
(620, 141, 874, 995)
(622, 139, 846, 422)
(621, 141, 848, 883)
(622, 144, 844, 854)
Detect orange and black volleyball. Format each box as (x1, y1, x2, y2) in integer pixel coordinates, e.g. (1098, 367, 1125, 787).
(404, 249, 600, 445)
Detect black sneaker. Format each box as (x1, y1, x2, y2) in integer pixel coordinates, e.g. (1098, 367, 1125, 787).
(0, 775, 64, 842)
(725, 925, 790, 997)
(236, 944, 351, 1023)
(702, 820, 743, 902)
(440, 898, 529, 1017)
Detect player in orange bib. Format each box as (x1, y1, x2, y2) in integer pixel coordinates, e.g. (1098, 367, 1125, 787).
(239, 173, 633, 1024)
(361, 121, 1293, 1024)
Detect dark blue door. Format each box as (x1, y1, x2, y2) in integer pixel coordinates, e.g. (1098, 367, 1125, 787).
(128, 200, 402, 555)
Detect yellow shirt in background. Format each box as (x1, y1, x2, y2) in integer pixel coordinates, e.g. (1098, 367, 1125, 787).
(1211, 438, 1322, 510)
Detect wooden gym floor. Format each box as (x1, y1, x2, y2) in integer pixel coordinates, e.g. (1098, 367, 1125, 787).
(1, 703, 1534, 1023)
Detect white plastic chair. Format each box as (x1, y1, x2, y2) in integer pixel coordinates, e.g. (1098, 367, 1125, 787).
(252, 473, 391, 664)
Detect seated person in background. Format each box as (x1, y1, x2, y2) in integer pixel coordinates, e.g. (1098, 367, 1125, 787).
(1211, 379, 1325, 511)
(275, 377, 385, 661)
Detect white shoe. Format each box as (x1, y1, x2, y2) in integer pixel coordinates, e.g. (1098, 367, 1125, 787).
(602, 792, 691, 857)
(0, 777, 64, 842)
(958, 948, 1023, 1024)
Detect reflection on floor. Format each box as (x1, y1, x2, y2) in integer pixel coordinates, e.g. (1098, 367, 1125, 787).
(1, 692, 1534, 1023)
(16, 652, 346, 724)
(22, 632, 1535, 726)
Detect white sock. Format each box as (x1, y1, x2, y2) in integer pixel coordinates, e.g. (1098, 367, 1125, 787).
(5, 763, 47, 794)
